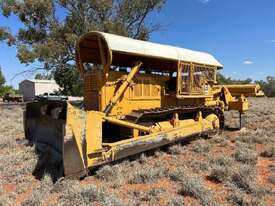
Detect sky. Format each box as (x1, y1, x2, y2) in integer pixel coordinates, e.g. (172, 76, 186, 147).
(0, 0, 275, 88)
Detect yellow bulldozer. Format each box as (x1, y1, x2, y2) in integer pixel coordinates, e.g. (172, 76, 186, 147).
(24, 31, 264, 178)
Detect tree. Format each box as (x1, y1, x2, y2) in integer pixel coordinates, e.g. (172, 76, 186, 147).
(217, 72, 252, 85)
(0, 66, 17, 97)
(256, 76, 275, 97)
(216, 72, 229, 85)
(0, 0, 165, 95)
(0, 27, 15, 46)
(0, 67, 5, 87)
(54, 65, 84, 95)
(34, 73, 51, 80)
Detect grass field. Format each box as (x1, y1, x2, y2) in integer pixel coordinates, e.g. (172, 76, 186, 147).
(0, 98, 274, 206)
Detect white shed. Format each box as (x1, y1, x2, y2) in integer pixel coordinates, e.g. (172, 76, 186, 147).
(19, 79, 60, 101)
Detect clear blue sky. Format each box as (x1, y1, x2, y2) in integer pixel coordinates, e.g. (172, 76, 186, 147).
(1, 0, 275, 88)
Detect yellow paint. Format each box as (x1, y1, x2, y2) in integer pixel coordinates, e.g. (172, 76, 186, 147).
(63, 58, 264, 175)
(104, 116, 152, 133)
(66, 103, 85, 163)
(101, 114, 219, 162)
(28, 32, 265, 177)
(86, 111, 104, 152)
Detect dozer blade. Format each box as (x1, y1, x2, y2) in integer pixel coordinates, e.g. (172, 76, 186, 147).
(24, 100, 87, 178)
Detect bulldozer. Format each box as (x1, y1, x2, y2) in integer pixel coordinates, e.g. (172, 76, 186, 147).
(24, 31, 264, 178)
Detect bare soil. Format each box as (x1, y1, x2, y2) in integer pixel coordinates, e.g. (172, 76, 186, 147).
(0, 98, 274, 206)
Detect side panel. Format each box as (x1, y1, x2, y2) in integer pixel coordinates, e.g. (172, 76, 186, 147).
(83, 67, 223, 118)
(86, 111, 104, 166)
(64, 103, 87, 177)
(84, 70, 102, 111)
(100, 71, 170, 117)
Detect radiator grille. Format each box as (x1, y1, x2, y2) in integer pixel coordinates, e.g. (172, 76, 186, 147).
(84, 72, 99, 110)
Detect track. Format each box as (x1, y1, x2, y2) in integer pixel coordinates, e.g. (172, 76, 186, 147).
(125, 105, 225, 128)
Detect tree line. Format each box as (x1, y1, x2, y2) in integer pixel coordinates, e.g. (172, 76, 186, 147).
(255, 77, 275, 97)
(0, 67, 18, 97)
(1, 67, 275, 97)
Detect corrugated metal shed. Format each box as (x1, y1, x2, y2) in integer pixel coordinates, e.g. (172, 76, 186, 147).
(19, 79, 60, 101)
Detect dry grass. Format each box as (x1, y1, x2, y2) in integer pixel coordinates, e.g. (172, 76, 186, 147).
(184, 159, 209, 173)
(128, 163, 168, 184)
(261, 145, 275, 158)
(166, 197, 184, 206)
(170, 167, 213, 206)
(268, 174, 275, 185)
(227, 188, 266, 206)
(191, 139, 210, 154)
(0, 98, 275, 205)
(130, 188, 166, 202)
(233, 143, 258, 165)
(230, 164, 257, 192)
(167, 144, 185, 155)
(57, 182, 125, 206)
(208, 155, 264, 195)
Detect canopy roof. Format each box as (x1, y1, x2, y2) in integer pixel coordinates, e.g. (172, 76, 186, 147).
(76, 31, 223, 73)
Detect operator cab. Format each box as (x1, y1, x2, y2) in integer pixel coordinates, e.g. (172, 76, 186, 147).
(178, 63, 217, 97)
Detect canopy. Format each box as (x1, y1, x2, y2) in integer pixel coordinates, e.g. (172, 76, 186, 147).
(76, 31, 223, 73)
